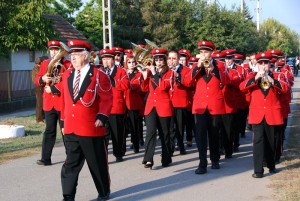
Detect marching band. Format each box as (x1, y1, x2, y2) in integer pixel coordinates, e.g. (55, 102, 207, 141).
(35, 39, 294, 200)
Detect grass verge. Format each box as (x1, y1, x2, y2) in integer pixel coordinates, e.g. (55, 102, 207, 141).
(0, 115, 62, 164)
(268, 103, 300, 200)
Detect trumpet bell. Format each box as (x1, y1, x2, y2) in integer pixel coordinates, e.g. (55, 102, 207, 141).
(203, 59, 210, 68)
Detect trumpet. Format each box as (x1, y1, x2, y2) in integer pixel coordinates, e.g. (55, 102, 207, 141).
(260, 71, 271, 90)
(203, 59, 211, 68)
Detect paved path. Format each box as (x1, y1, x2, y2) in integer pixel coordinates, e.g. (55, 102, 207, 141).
(1, 77, 299, 201)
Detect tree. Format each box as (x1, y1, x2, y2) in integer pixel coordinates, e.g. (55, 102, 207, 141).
(0, 0, 56, 58)
(183, 0, 259, 56)
(112, 0, 145, 48)
(47, 0, 83, 25)
(74, 0, 103, 48)
(261, 18, 299, 56)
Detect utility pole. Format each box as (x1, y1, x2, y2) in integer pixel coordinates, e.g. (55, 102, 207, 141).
(241, 0, 244, 14)
(256, 0, 260, 32)
(102, 0, 113, 49)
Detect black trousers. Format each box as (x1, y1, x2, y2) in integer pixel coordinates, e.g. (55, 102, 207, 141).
(221, 113, 235, 156)
(275, 117, 286, 161)
(41, 108, 62, 161)
(107, 114, 125, 158)
(172, 107, 187, 151)
(61, 134, 110, 199)
(252, 118, 278, 173)
(143, 108, 172, 164)
(236, 108, 249, 135)
(195, 109, 221, 168)
(185, 110, 195, 142)
(127, 109, 142, 152)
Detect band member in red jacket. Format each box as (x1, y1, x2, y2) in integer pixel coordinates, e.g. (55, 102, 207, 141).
(168, 50, 191, 155)
(100, 49, 129, 162)
(184, 40, 230, 174)
(60, 40, 113, 201)
(220, 49, 243, 158)
(239, 52, 288, 178)
(35, 40, 71, 166)
(124, 54, 144, 153)
(185, 56, 199, 146)
(112, 47, 124, 68)
(141, 48, 174, 169)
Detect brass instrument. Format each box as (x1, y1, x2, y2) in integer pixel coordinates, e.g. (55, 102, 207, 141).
(46, 42, 70, 85)
(203, 59, 210, 68)
(260, 71, 271, 90)
(131, 39, 159, 71)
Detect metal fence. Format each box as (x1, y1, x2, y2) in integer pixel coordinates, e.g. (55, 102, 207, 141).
(0, 70, 35, 102)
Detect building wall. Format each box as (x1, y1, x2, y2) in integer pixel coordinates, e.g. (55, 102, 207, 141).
(11, 48, 49, 70)
(0, 55, 12, 71)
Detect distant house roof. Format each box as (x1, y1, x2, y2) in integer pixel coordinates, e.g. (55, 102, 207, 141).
(43, 14, 99, 51)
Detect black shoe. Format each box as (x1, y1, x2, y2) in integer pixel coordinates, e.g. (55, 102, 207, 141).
(211, 162, 220, 169)
(219, 148, 225, 155)
(195, 167, 207, 174)
(180, 149, 187, 155)
(144, 162, 153, 169)
(62, 196, 75, 201)
(98, 192, 110, 201)
(134, 149, 139, 153)
(116, 157, 123, 162)
(186, 141, 192, 147)
(162, 158, 172, 167)
(36, 159, 52, 166)
(252, 173, 263, 178)
(269, 168, 277, 174)
(225, 154, 232, 159)
(233, 147, 239, 153)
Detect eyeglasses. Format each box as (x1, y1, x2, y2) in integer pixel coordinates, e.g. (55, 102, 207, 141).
(258, 61, 269, 65)
(69, 53, 84, 58)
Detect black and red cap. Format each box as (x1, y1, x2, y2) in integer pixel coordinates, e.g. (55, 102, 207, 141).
(112, 47, 124, 54)
(197, 40, 215, 51)
(99, 49, 116, 58)
(48, 40, 60, 49)
(151, 48, 168, 57)
(178, 49, 191, 58)
(68, 40, 92, 52)
(255, 52, 272, 62)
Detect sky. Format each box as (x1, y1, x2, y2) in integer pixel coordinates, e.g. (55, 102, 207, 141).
(217, 0, 300, 35)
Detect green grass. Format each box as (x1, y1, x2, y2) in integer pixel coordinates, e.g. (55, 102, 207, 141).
(0, 115, 62, 155)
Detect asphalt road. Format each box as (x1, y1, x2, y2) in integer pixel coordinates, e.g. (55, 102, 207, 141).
(2, 77, 299, 201)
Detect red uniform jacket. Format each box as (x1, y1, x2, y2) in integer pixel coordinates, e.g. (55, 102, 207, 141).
(273, 71, 290, 118)
(184, 60, 230, 115)
(170, 65, 192, 108)
(239, 72, 288, 125)
(61, 65, 113, 137)
(141, 69, 174, 117)
(222, 64, 243, 113)
(34, 58, 71, 111)
(102, 66, 129, 114)
(125, 71, 144, 111)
